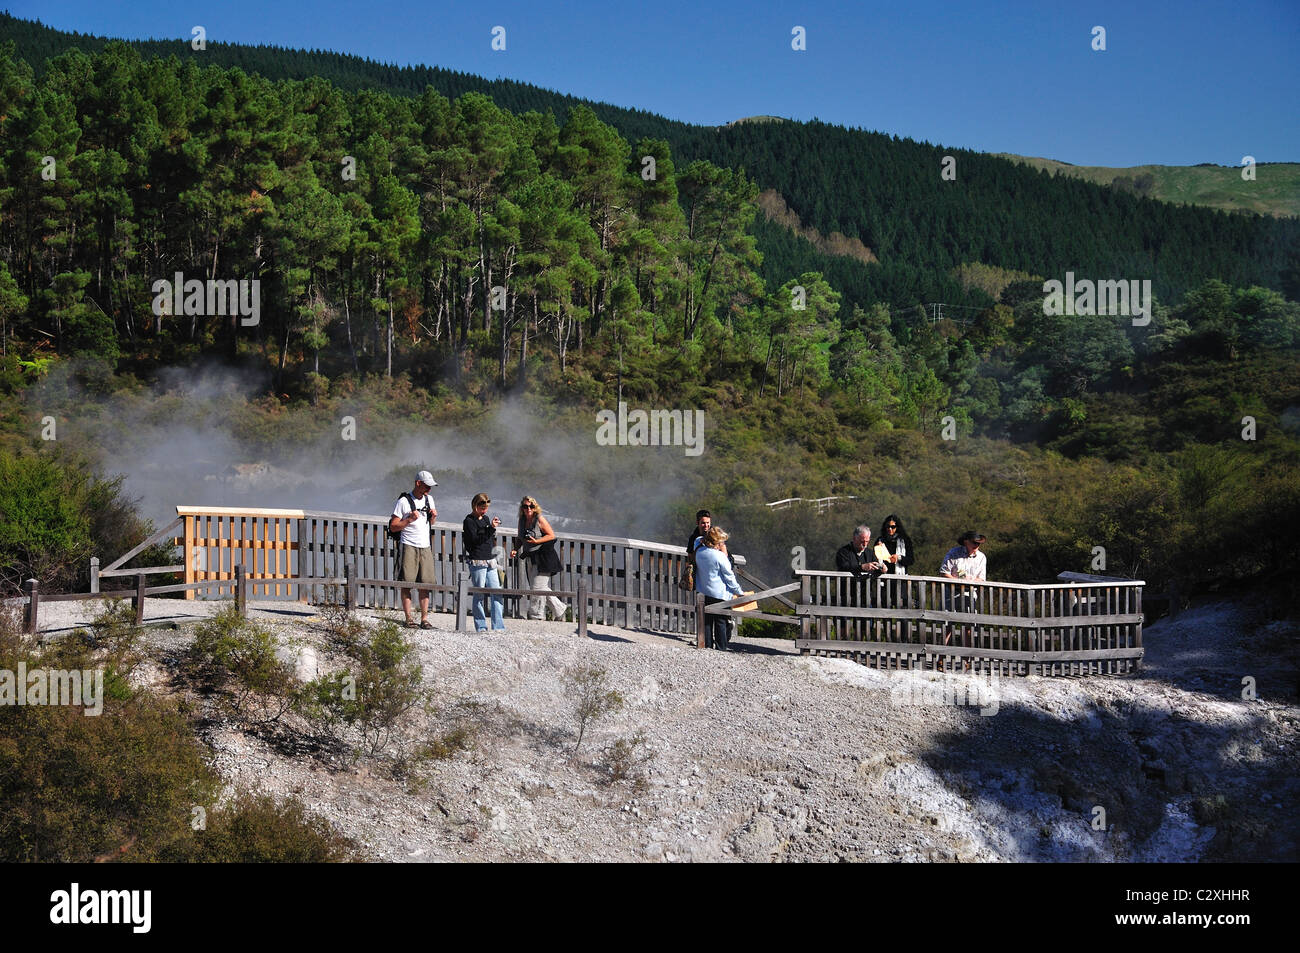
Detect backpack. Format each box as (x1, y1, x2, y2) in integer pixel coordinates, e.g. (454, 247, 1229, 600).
(388, 493, 429, 542)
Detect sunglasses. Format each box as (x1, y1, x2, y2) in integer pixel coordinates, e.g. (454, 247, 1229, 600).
(522, 504, 536, 510)
(887, 525, 898, 530)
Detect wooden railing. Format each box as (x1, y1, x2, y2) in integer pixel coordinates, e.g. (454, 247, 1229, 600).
(179, 506, 300, 597)
(49, 508, 1147, 676)
(795, 571, 1144, 675)
(163, 505, 722, 635)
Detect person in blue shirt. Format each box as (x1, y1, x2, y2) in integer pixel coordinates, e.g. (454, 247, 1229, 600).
(694, 526, 745, 650)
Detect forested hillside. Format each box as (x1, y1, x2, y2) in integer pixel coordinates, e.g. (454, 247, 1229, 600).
(3, 11, 1298, 322)
(1, 19, 1298, 607)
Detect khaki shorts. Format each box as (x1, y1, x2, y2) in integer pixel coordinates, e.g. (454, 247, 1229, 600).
(399, 545, 435, 584)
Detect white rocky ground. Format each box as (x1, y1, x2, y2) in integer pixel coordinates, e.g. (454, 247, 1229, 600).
(32, 594, 1300, 862)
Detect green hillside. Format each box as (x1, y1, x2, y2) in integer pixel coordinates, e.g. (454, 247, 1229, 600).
(996, 154, 1300, 218)
(2, 10, 1298, 320)
(0, 15, 1297, 609)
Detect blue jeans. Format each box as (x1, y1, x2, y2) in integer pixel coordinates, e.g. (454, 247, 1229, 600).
(470, 565, 505, 631)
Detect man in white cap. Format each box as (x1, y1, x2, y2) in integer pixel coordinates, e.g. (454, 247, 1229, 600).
(389, 470, 438, 628)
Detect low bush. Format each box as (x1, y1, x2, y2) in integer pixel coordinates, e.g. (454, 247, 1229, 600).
(316, 601, 367, 653)
(0, 449, 166, 595)
(38, 599, 144, 703)
(298, 620, 426, 757)
(0, 692, 219, 862)
(190, 607, 297, 724)
(165, 792, 359, 862)
(563, 662, 623, 752)
(599, 730, 655, 789)
(0, 602, 361, 862)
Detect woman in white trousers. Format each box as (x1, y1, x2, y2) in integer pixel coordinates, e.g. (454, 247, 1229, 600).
(512, 496, 568, 620)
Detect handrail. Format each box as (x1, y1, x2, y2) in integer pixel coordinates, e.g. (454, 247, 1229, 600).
(794, 570, 1144, 675)
(176, 505, 306, 517)
(69, 506, 1145, 676)
(796, 570, 1144, 591)
(300, 510, 745, 562)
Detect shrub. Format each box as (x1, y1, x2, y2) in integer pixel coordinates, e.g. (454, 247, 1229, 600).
(599, 730, 655, 789)
(0, 601, 361, 861)
(86, 598, 144, 694)
(563, 662, 623, 752)
(0, 449, 169, 595)
(0, 601, 31, 669)
(39, 599, 143, 703)
(349, 621, 427, 755)
(0, 693, 220, 862)
(317, 600, 367, 653)
(165, 792, 359, 862)
(297, 670, 360, 740)
(0, 451, 93, 593)
(190, 607, 297, 724)
(298, 621, 426, 757)
(418, 722, 479, 762)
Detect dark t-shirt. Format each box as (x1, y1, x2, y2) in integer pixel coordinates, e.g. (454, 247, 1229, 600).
(835, 542, 880, 577)
(463, 514, 497, 560)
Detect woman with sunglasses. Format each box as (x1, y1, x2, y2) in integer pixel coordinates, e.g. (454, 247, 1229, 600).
(873, 514, 915, 642)
(873, 514, 914, 576)
(511, 496, 567, 621)
(463, 492, 505, 631)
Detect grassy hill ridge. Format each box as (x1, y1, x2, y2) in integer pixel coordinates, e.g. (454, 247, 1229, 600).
(995, 154, 1300, 218)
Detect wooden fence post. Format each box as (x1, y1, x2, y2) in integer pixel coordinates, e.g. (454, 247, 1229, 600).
(798, 574, 810, 642)
(295, 517, 308, 602)
(695, 592, 706, 648)
(135, 572, 147, 626)
(89, 556, 100, 594)
(235, 564, 248, 618)
(23, 578, 38, 635)
(344, 562, 357, 611)
(455, 571, 469, 633)
(576, 580, 588, 639)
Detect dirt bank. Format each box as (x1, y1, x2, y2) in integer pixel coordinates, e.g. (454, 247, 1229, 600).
(34, 595, 1300, 862)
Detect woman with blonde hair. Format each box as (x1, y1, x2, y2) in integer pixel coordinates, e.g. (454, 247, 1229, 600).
(694, 526, 745, 650)
(511, 496, 567, 621)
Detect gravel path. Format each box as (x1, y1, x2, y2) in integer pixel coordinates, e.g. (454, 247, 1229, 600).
(32, 595, 1300, 862)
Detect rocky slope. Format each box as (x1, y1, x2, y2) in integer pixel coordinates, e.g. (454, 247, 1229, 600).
(35, 596, 1300, 862)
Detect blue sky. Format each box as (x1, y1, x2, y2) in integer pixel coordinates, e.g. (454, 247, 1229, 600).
(8, 0, 1298, 166)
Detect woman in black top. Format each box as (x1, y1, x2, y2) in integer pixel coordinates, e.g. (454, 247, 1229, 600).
(875, 514, 915, 575)
(463, 492, 504, 631)
(875, 514, 916, 642)
(511, 495, 567, 621)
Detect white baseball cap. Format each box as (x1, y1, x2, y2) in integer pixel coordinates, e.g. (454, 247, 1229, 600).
(415, 470, 437, 487)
